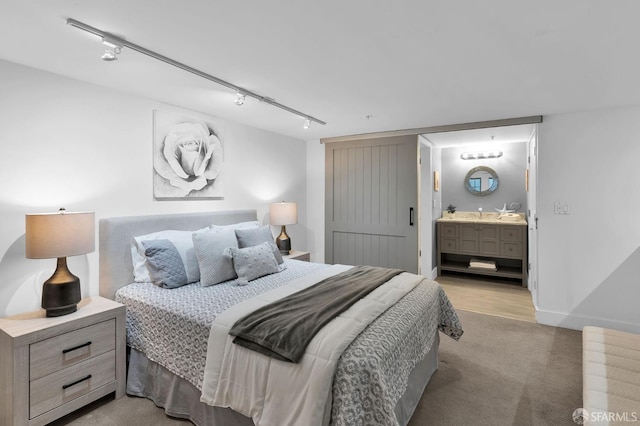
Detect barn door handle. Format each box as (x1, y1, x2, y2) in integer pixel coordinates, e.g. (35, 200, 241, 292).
(409, 207, 414, 226)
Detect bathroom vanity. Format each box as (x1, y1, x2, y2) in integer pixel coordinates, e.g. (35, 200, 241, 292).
(436, 213, 527, 286)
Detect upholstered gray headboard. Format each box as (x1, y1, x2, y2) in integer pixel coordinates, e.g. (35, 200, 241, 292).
(99, 209, 258, 300)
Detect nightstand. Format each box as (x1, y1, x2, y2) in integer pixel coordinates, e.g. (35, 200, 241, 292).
(284, 250, 310, 261)
(0, 296, 126, 426)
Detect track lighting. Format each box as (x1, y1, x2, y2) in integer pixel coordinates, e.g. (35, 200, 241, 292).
(67, 18, 326, 128)
(235, 92, 246, 106)
(303, 118, 311, 129)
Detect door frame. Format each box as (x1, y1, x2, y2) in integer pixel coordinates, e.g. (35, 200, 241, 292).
(418, 136, 436, 278)
(526, 126, 539, 307)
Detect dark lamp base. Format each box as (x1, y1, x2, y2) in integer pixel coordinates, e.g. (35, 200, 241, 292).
(42, 257, 82, 317)
(45, 304, 78, 317)
(276, 225, 291, 255)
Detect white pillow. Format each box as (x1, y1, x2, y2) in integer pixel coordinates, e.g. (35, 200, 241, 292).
(131, 229, 204, 282)
(209, 220, 260, 232)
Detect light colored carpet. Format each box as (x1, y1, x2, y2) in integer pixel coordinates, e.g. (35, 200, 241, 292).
(409, 310, 582, 426)
(50, 310, 582, 426)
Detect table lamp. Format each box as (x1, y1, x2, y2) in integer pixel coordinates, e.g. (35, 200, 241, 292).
(25, 209, 95, 317)
(269, 201, 297, 255)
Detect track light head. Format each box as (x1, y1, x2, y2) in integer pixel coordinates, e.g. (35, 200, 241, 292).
(101, 48, 118, 61)
(303, 118, 311, 129)
(235, 92, 246, 106)
(101, 35, 122, 61)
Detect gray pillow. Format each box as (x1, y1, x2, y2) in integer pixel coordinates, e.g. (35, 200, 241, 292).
(141, 239, 198, 289)
(234, 226, 284, 264)
(193, 229, 239, 286)
(227, 241, 280, 285)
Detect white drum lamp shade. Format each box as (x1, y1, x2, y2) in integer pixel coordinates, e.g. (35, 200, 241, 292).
(25, 210, 95, 317)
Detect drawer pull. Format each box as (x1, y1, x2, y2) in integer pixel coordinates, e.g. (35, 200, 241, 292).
(62, 374, 92, 390)
(62, 341, 92, 354)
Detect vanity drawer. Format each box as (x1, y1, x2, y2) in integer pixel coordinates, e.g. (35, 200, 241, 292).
(501, 226, 522, 242)
(30, 319, 116, 381)
(440, 224, 458, 239)
(501, 241, 523, 258)
(29, 350, 116, 419)
(440, 238, 458, 253)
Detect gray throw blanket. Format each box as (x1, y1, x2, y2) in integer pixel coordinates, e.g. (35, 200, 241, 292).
(229, 265, 403, 363)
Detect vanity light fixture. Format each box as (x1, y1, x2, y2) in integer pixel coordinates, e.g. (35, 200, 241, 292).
(67, 18, 326, 128)
(460, 151, 503, 160)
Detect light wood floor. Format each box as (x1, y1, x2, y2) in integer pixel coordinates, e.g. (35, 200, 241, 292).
(436, 273, 536, 323)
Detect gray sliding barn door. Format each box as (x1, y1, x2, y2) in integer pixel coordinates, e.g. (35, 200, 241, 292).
(325, 135, 418, 273)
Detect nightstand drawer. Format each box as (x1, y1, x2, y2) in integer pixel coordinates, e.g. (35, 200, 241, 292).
(30, 350, 116, 419)
(30, 319, 116, 381)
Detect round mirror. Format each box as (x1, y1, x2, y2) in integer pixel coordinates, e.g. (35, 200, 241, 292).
(464, 166, 499, 196)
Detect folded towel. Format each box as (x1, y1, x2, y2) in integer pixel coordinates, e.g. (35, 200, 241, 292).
(469, 258, 497, 271)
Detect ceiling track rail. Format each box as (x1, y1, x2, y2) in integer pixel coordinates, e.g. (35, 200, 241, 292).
(66, 18, 326, 126)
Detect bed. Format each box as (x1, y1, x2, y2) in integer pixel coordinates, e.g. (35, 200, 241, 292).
(99, 209, 462, 426)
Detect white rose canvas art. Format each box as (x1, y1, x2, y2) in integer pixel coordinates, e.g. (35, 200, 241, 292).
(153, 109, 224, 199)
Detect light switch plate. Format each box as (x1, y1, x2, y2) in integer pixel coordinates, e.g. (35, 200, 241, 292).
(554, 202, 570, 214)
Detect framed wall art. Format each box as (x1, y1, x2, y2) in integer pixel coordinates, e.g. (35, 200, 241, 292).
(153, 109, 224, 199)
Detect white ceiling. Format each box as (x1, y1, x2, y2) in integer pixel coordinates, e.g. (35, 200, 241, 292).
(1, 1, 639, 141)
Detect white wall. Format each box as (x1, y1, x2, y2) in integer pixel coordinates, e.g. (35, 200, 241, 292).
(537, 107, 640, 333)
(0, 59, 308, 316)
(440, 142, 528, 214)
(306, 139, 325, 263)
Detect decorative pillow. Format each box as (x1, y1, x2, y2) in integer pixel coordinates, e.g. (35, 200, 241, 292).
(209, 220, 260, 232)
(131, 230, 202, 283)
(193, 228, 239, 287)
(234, 226, 284, 264)
(141, 239, 198, 288)
(227, 241, 280, 285)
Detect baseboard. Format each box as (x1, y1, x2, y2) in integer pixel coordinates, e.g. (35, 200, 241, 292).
(536, 309, 640, 334)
